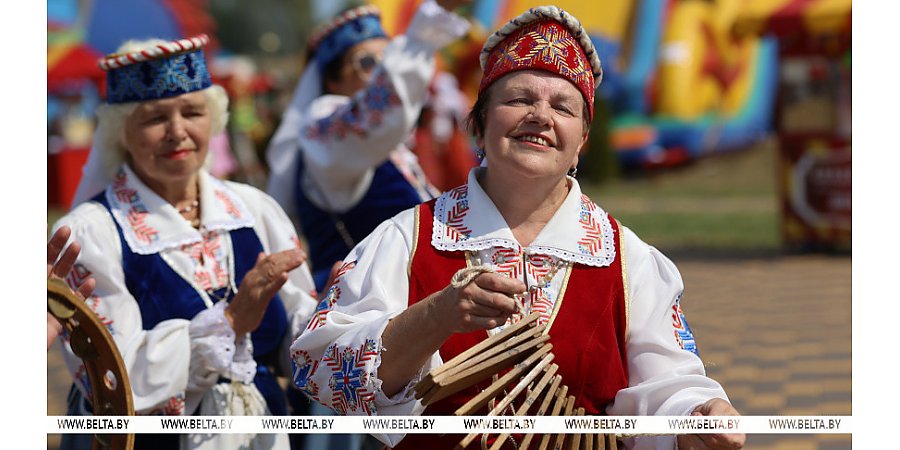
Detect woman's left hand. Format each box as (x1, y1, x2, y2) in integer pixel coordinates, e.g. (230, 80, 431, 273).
(676, 398, 746, 449)
(225, 248, 306, 336)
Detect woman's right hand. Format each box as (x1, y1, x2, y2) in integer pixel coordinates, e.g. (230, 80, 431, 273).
(429, 272, 524, 336)
(225, 248, 306, 336)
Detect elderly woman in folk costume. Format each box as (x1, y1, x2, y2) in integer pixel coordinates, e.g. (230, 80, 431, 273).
(265, 0, 471, 292)
(289, 6, 745, 450)
(54, 35, 318, 450)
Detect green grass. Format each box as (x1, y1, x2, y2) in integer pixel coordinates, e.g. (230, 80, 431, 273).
(581, 138, 781, 253)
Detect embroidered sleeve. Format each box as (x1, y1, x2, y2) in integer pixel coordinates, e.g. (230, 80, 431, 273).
(606, 227, 729, 422)
(53, 203, 194, 415)
(299, 2, 469, 211)
(289, 209, 438, 428)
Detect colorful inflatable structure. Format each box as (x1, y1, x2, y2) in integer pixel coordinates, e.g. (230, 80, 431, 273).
(372, 0, 848, 171)
(48, 0, 219, 208)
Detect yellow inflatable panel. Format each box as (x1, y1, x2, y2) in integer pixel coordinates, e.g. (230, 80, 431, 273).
(502, 0, 635, 40)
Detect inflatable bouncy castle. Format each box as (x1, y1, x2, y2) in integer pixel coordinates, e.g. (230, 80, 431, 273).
(371, 0, 783, 170)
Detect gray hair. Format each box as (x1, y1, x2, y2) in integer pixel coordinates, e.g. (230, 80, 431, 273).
(94, 38, 230, 177)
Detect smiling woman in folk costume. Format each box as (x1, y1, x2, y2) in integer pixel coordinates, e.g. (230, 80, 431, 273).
(265, 0, 471, 292)
(289, 6, 745, 450)
(54, 35, 318, 450)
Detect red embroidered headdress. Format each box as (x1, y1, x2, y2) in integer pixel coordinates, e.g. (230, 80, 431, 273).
(479, 6, 603, 119)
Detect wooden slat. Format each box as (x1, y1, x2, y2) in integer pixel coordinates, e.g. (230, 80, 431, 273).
(419, 312, 540, 383)
(518, 373, 562, 450)
(594, 431, 606, 450)
(486, 363, 559, 450)
(435, 323, 547, 385)
(453, 343, 553, 416)
(538, 385, 568, 450)
(569, 407, 584, 450)
(423, 334, 551, 406)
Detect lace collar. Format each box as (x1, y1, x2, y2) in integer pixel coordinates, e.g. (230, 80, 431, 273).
(103, 165, 255, 255)
(431, 169, 616, 267)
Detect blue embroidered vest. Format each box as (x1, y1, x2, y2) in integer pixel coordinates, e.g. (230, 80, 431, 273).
(93, 192, 290, 416)
(294, 157, 424, 290)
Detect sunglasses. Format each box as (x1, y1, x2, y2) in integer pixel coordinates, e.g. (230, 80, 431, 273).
(350, 52, 383, 75)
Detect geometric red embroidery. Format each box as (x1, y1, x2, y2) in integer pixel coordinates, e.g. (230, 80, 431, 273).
(323, 340, 378, 415)
(577, 195, 602, 255)
(529, 288, 554, 326)
(449, 185, 468, 200)
(307, 286, 341, 331)
(436, 185, 474, 242)
(491, 247, 522, 280)
(214, 190, 242, 219)
(112, 170, 159, 244)
(182, 232, 229, 290)
(444, 186, 472, 241)
(292, 349, 321, 401)
(307, 260, 357, 331)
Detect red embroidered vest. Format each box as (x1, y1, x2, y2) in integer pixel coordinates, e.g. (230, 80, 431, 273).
(392, 198, 629, 449)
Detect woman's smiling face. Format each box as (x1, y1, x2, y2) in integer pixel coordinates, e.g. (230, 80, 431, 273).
(478, 70, 588, 183)
(123, 90, 211, 190)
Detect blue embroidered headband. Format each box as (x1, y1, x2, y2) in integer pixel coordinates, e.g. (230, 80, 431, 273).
(99, 35, 213, 104)
(308, 5, 387, 69)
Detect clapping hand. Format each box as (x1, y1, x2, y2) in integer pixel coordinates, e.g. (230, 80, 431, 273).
(225, 248, 306, 336)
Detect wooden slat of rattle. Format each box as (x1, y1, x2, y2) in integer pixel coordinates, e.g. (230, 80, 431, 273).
(584, 429, 593, 450)
(519, 373, 563, 450)
(416, 313, 540, 398)
(425, 335, 551, 406)
(452, 343, 553, 416)
(569, 407, 585, 450)
(550, 396, 576, 450)
(537, 385, 568, 450)
(422, 334, 550, 406)
(456, 356, 555, 450)
(594, 432, 607, 450)
(426, 323, 546, 403)
(434, 323, 546, 386)
(485, 363, 560, 450)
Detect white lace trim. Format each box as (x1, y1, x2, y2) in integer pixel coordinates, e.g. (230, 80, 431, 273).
(431, 185, 617, 267)
(189, 302, 257, 384)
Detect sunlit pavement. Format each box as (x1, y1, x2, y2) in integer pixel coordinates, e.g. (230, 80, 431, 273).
(678, 253, 851, 449)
